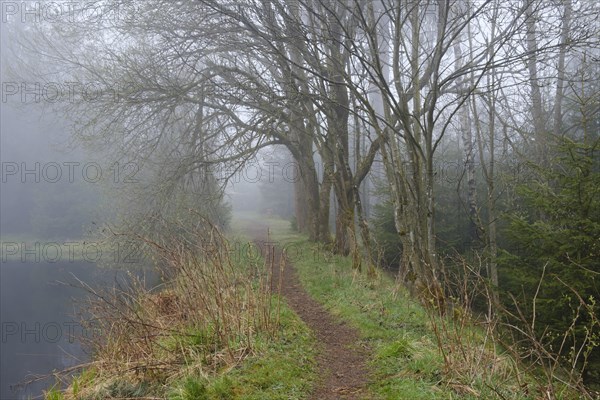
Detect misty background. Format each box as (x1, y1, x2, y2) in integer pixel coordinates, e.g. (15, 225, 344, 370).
(0, 1, 598, 398)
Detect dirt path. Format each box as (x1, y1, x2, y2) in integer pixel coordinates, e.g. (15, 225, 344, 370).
(246, 223, 370, 400)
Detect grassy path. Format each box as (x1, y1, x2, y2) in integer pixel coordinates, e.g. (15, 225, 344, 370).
(246, 222, 371, 399)
(234, 213, 540, 399)
(50, 213, 549, 399)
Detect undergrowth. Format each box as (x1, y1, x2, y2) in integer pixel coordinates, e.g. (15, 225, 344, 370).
(263, 215, 590, 399)
(45, 212, 316, 399)
(45, 212, 595, 399)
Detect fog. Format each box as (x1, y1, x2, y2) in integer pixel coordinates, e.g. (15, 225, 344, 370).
(1, 0, 598, 397)
(0, 22, 275, 397)
(0, 81, 112, 400)
(0, 79, 279, 400)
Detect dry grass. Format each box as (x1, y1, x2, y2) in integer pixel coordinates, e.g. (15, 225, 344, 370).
(424, 256, 521, 398)
(425, 254, 598, 399)
(56, 212, 281, 399)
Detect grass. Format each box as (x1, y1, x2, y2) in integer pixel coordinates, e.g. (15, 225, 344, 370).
(47, 216, 317, 400)
(259, 215, 544, 400)
(200, 304, 316, 399)
(262, 218, 454, 399)
(47, 212, 586, 399)
(161, 304, 316, 400)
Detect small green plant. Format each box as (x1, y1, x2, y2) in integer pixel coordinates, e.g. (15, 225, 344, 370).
(44, 386, 64, 400)
(209, 376, 234, 399)
(378, 338, 413, 360)
(169, 377, 208, 400)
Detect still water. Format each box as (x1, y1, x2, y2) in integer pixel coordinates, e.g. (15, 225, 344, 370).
(0, 260, 157, 400)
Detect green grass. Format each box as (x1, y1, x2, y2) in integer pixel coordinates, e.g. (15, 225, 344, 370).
(49, 212, 573, 399)
(165, 304, 316, 400)
(261, 216, 536, 400)
(210, 220, 318, 399)
(50, 220, 317, 400)
(269, 233, 452, 398)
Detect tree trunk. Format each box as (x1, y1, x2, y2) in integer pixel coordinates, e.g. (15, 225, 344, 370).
(526, 3, 547, 162)
(294, 177, 308, 232)
(471, 3, 500, 307)
(318, 161, 333, 243)
(334, 185, 354, 256)
(327, 12, 354, 256)
(454, 12, 481, 248)
(554, 0, 572, 136)
(301, 161, 322, 241)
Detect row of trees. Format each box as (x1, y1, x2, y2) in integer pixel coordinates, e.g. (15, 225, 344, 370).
(6, 0, 598, 385)
(8, 0, 598, 290)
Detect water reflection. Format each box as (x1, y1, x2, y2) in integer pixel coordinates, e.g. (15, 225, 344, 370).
(0, 261, 157, 400)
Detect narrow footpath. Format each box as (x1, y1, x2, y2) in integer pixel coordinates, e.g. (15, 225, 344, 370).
(247, 223, 370, 400)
